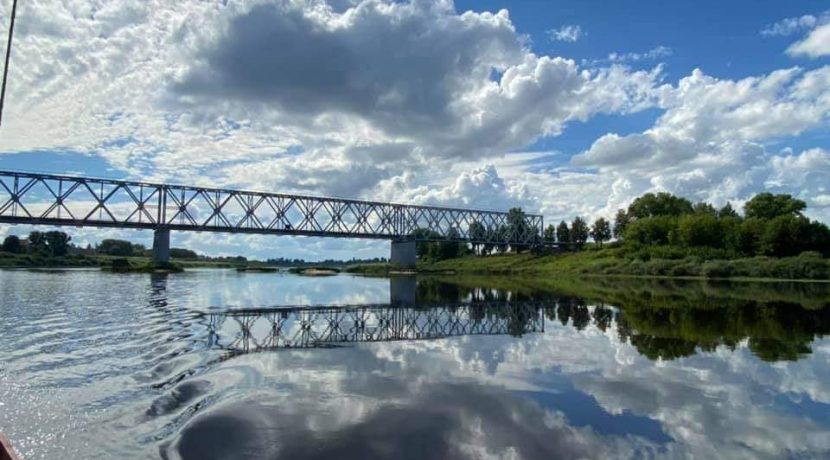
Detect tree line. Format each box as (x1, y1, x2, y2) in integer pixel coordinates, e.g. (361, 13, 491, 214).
(613, 192, 830, 258)
(411, 191, 829, 262)
(1, 233, 201, 259)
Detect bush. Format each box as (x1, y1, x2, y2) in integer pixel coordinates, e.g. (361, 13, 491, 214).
(702, 261, 733, 278)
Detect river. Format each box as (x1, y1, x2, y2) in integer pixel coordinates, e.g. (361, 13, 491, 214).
(1, 269, 829, 459)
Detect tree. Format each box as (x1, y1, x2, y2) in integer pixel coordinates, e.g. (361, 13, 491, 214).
(2, 235, 22, 253)
(627, 192, 693, 219)
(411, 228, 441, 260)
(437, 227, 463, 260)
(468, 221, 486, 255)
(623, 216, 678, 247)
(44, 231, 71, 256)
(571, 217, 589, 249)
(692, 202, 717, 215)
(759, 215, 810, 257)
(170, 248, 199, 259)
(613, 209, 630, 240)
(98, 239, 136, 256)
(676, 214, 722, 248)
(744, 193, 806, 220)
(718, 202, 738, 218)
(506, 207, 528, 246)
(556, 221, 570, 248)
(590, 218, 612, 248)
(28, 231, 47, 253)
(543, 224, 556, 244)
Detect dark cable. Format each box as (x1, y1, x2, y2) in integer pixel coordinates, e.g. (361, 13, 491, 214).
(0, 0, 19, 127)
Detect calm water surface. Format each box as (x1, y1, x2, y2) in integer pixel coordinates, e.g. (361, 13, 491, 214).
(1, 269, 829, 459)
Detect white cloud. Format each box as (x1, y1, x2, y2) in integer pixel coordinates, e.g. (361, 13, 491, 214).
(787, 22, 830, 58)
(584, 46, 672, 67)
(761, 13, 824, 37)
(570, 66, 830, 215)
(546, 25, 583, 42)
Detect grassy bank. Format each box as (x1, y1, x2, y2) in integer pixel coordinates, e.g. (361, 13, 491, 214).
(347, 248, 830, 281)
(0, 252, 273, 270)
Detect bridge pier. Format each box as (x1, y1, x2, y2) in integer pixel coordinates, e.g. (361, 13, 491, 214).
(152, 228, 170, 264)
(390, 240, 416, 269)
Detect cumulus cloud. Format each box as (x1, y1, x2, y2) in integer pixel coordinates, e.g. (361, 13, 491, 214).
(787, 22, 830, 58)
(174, 1, 660, 162)
(0, 0, 660, 188)
(571, 66, 830, 213)
(546, 25, 583, 42)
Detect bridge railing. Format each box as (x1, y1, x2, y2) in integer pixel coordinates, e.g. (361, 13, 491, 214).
(0, 170, 544, 245)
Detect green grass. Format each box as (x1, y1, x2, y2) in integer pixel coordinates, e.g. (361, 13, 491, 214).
(402, 248, 830, 281)
(0, 251, 272, 270)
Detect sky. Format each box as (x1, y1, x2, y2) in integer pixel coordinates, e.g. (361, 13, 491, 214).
(0, 0, 829, 260)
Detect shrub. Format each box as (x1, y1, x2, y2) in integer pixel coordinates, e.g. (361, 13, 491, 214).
(702, 261, 733, 278)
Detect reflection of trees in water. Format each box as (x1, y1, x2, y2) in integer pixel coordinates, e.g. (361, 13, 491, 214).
(419, 278, 830, 362)
(618, 301, 830, 361)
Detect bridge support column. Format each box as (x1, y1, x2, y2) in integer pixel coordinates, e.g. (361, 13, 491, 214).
(390, 240, 416, 269)
(152, 228, 170, 264)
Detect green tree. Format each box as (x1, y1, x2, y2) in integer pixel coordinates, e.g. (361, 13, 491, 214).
(627, 192, 693, 218)
(437, 227, 463, 260)
(737, 218, 766, 255)
(571, 217, 589, 249)
(718, 202, 738, 218)
(411, 228, 441, 260)
(97, 239, 136, 256)
(613, 209, 630, 240)
(28, 231, 47, 253)
(759, 215, 810, 257)
(506, 207, 528, 246)
(543, 224, 556, 244)
(468, 221, 486, 255)
(44, 231, 71, 257)
(623, 216, 678, 247)
(1, 235, 22, 253)
(170, 248, 199, 259)
(556, 221, 570, 247)
(590, 217, 612, 248)
(744, 193, 806, 220)
(676, 214, 723, 248)
(692, 202, 717, 215)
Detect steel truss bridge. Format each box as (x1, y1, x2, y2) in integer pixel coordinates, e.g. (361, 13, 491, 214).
(0, 170, 544, 264)
(206, 302, 545, 352)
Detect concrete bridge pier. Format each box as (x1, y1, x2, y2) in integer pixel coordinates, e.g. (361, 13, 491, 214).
(152, 228, 170, 264)
(390, 240, 416, 269)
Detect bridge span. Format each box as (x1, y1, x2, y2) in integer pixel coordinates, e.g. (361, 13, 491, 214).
(0, 170, 544, 266)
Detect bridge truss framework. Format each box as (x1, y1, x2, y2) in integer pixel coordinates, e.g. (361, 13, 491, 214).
(0, 170, 544, 263)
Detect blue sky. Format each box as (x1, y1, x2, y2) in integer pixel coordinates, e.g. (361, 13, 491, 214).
(0, 0, 828, 260)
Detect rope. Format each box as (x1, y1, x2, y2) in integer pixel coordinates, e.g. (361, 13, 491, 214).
(0, 0, 19, 127)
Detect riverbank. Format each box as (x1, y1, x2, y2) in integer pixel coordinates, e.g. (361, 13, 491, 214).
(346, 248, 830, 281)
(0, 252, 273, 270)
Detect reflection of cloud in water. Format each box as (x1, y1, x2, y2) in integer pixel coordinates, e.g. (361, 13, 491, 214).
(368, 320, 830, 459)
(161, 312, 830, 460)
(158, 271, 390, 310)
(166, 381, 662, 460)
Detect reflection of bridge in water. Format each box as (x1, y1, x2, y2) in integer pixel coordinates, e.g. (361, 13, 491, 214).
(206, 302, 545, 352)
